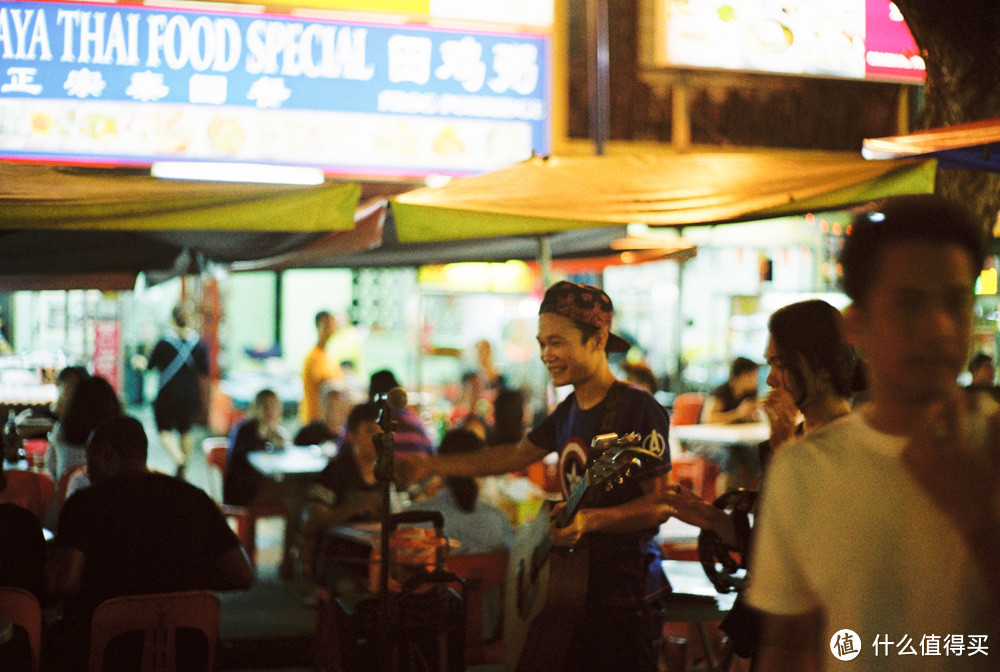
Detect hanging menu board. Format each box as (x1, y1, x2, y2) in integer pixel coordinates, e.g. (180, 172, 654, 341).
(0, 0, 551, 176)
(653, 0, 924, 84)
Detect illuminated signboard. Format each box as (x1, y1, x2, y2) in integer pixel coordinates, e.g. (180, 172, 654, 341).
(248, 0, 555, 30)
(653, 0, 924, 84)
(0, 1, 551, 177)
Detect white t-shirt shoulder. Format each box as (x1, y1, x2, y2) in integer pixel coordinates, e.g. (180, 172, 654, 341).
(746, 410, 995, 672)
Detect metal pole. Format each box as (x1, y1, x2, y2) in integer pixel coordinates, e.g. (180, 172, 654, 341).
(674, 254, 687, 391)
(672, 76, 691, 152)
(587, 0, 610, 156)
(539, 236, 553, 288)
(273, 271, 283, 350)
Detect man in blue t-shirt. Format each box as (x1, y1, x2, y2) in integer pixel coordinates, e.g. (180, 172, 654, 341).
(401, 281, 672, 672)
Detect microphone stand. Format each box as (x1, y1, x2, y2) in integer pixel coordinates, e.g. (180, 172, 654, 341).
(373, 395, 397, 670)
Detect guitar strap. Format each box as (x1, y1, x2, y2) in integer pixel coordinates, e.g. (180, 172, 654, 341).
(591, 380, 626, 459)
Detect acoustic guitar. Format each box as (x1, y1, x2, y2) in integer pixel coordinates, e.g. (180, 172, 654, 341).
(503, 432, 656, 672)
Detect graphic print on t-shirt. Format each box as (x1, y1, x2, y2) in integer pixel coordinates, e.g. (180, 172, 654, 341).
(558, 437, 589, 499)
(557, 428, 667, 500)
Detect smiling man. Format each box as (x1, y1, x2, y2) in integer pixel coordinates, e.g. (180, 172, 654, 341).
(401, 280, 672, 672)
(746, 195, 1000, 671)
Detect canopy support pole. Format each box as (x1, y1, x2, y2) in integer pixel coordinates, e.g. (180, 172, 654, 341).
(587, 0, 610, 156)
(414, 280, 425, 411)
(538, 236, 553, 288)
(674, 249, 688, 391)
(672, 76, 691, 152)
(274, 271, 283, 351)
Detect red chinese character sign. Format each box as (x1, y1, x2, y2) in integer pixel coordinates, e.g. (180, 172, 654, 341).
(92, 320, 121, 394)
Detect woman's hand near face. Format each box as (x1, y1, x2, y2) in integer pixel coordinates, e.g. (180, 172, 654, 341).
(764, 387, 799, 450)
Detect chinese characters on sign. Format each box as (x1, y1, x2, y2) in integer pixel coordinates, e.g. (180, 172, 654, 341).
(831, 630, 990, 660)
(872, 634, 989, 657)
(0, 1, 550, 176)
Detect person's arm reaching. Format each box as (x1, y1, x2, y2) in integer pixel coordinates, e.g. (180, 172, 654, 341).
(398, 436, 549, 483)
(655, 485, 738, 547)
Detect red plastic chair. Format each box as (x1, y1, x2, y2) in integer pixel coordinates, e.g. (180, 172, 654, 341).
(3, 470, 55, 523)
(446, 552, 508, 665)
(670, 393, 705, 426)
(0, 587, 42, 672)
(202, 438, 285, 565)
(670, 458, 719, 504)
(88, 590, 220, 672)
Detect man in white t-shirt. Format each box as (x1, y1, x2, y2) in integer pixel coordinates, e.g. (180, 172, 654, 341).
(746, 195, 1000, 671)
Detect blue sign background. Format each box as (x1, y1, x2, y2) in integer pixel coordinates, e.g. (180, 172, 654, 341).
(0, 0, 550, 170)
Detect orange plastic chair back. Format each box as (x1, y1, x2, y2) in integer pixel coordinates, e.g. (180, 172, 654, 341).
(88, 590, 220, 672)
(446, 552, 508, 664)
(670, 457, 718, 503)
(0, 587, 42, 672)
(201, 437, 230, 502)
(207, 384, 235, 437)
(670, 393, 705, 426)
(3, 470, 56, 523)
(200, 437, 283, 565)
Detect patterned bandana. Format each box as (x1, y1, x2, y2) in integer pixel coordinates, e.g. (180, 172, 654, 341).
(539, 281, 630, 352)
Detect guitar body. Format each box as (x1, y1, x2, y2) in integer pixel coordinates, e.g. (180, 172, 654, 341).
(503, 500, 590, 672)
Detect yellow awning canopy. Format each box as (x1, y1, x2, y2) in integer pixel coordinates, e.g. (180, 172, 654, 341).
(392, 150, 937, 242)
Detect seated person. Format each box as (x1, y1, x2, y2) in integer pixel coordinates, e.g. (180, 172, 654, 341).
(369, 370, 434, 456)
(41, 366, 89, 478)
(408, 428, 513, 555)
(486, 388, 526, 447)
(458, 414, 489, 442)
(449, 371, 490, 430)
(0, 449, 45, 672)
(623, 361, 659, 396)
(223, 388, 298, 577)
(701, 357, 761, 424)
(700, 357, 762, 490)
(223, 389, 291, 506)
(47, 415, 252, 671)
(0, 461, 45, 600)
(294, 382, 350, 447)
(47, 375, 122, 494)
(301, 402, 383, 589)
(410, 428, 514, 641)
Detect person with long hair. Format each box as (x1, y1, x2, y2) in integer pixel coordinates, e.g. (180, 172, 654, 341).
(658, 299, 864, 664)
(408, 428, 513, 555)
(48, 375, 123, 500)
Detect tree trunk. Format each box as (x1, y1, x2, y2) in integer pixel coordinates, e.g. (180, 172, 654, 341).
(895, 0, 1000, 233)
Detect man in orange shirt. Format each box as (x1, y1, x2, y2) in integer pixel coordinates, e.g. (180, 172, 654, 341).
(300, 311, 343, 424)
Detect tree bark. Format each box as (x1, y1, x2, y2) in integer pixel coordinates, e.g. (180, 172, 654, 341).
(895, 0, 1000, 232)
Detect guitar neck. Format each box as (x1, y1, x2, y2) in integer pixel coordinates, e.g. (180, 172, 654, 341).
(532, 475, 591, 574)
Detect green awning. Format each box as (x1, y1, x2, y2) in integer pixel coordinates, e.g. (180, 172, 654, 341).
(0, 163, 360, 232)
